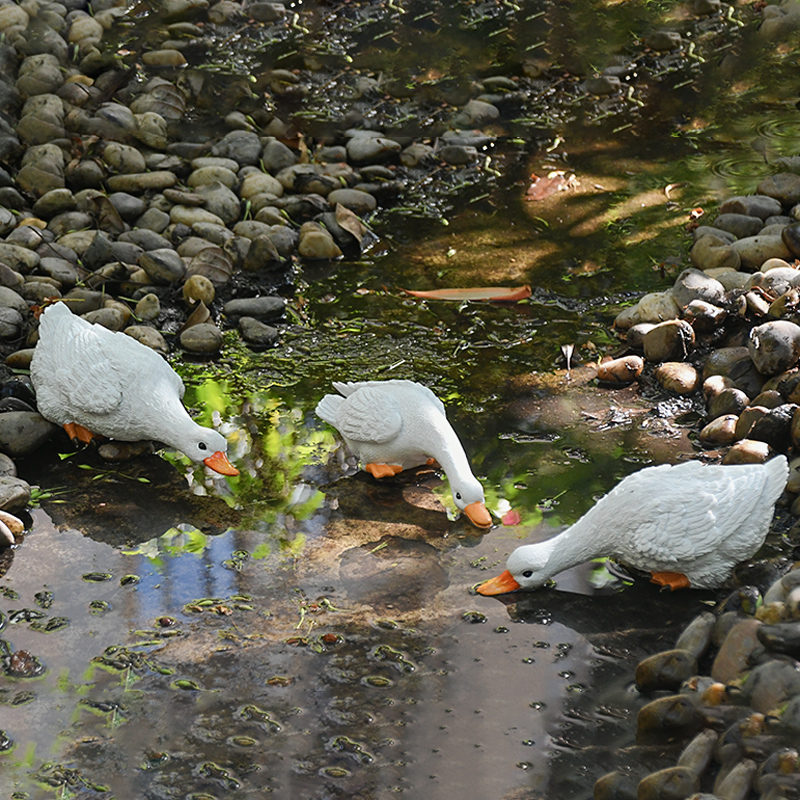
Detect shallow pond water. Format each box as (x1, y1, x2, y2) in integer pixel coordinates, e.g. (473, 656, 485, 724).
(4, 0, 800, 797)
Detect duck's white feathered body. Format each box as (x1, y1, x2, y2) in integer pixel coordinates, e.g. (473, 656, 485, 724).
(478, 456, 788, 594)
(316, 379, 491, 527)
(30, 302, 237, 474)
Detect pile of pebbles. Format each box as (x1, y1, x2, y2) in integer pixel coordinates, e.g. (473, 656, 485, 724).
(0, 0, 513, 528)
(594, 569, 800, 800)
(606, 172, 800, 499)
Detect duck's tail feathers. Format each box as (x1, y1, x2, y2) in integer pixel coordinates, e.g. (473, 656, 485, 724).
(39, 299, 71, 324)
(316, 393, 343, 425)
(765, 454, 790, 505)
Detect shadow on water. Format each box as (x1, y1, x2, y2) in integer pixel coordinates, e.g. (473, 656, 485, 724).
(6, 0, 800, 797)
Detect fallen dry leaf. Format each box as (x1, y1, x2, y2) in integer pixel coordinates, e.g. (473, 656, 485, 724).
(525, 170, 573, 201)
(501, 509, 521, 526)
(402, 285, 531, 302)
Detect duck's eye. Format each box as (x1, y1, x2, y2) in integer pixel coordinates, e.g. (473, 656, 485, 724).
(198, 442, 208, 451)
(456, 492, 462, 500)
(522, 570, 533, 578)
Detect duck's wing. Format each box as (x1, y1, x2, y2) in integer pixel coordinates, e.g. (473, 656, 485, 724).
(334, 383, 403, 444)
(605, 462, 777, 565)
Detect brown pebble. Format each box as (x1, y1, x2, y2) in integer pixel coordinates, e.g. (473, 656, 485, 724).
(596, 355, 644, 384)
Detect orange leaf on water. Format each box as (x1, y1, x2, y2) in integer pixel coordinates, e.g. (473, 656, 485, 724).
(402, 285, 531, 302)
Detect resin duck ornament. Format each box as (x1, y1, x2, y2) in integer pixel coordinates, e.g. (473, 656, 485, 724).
(477, 456, 788, 594)
(316, 379, 492, 528)
(30, 302, 238, 475)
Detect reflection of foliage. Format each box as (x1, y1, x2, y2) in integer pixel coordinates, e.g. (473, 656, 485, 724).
(121, 525, 211, 564)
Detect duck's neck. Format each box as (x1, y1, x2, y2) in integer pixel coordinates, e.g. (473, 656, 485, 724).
(427, 418, 473, 478)
(540, 516, 607, 579)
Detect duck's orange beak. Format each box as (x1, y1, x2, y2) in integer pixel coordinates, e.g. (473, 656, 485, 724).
(464, 501, 492, 529)
(204, 450, 239, 476)
(476, 569, 521, 596)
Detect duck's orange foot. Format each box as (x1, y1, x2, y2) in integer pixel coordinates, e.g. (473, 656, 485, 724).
(63, 422, 101, 445)
(365, 463, 404, 479)
(425, 457, 440, 467)
(650, 571, 691, 591)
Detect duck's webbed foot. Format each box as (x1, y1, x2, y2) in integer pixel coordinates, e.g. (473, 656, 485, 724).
(650, 571, 691, 590)
(63, 422, 101, 445)
(365, 463, 404, 478)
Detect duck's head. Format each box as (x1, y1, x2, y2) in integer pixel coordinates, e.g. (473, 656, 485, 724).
(450, 474, 492, 529)
(476, 544, 550, 595)
(179, 428, 239, 476)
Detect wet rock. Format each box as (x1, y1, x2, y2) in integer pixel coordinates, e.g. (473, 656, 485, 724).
(719, 194, 783, 219)
(757, 622, 800, 657)
(182, 274, 215, 307)
(124, 325, 167, 354)
(672, 268, 726, 308)
(749, 320, 800, 375)
(711, 618, 763, 683)
(703, 374, 735, 401)
(758, 172, 800, 206)
(644, 30, 682, 51)
(708, 388, 750, 420)
(733, 406, 767, 440)
(635, 649, 698, 692)
(327, 188, 376, 215)
(690, 234, 741, 271)
(654, 362, 700, 395)
(345, 134, 402, 165)
(16, 143, 65, 198)
(637, 695, 702, 735)
(0, 475, 31, 511)
(223, 296, 285, 320)
(781, 222, 800, 258)
(675, 611, 715, 659)
(703, 347, 765, 397)
(698, 414, 738, 445)
(134, 293, 160, 321)
(595, 355, 643, 384)
(683, 299, 726, 332)
(105, 171, 178, 193)
(179, 322, 222, 353)
(82, 307, 126, 331)
(615, 291, 680, 329)
(593, 770, 638, 800)
(0, 411, 58, 457)
(637, 766, 699, 800)
(712, 213, 763, 238)
(238, 316, 278, 347)
(731, 234, 792, 270)
(722, 438, 770, 464)
(748, 403, 797, 449)
(298, 221, 342, 260)
(643, 319, 695, 362)
(138, 248, 186, 285)
(739, 660, 800, 713)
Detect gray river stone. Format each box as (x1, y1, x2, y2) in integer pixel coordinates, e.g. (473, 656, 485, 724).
(327, 188, 377, 215)
(180, 322, 222, 353)
(346, 134, 402, 164)
(238, 316, 279, 346)
(0, 475, 32, 511)
(125, 325, 168, 353)
(138, 248, 187, 284)
(0, 307, 23, 338)
(0, 411, 58, 458)
(703, 346, 765, 397)
(223, 296, 285, 320)
(0, 286, 29, 315)
(102, 142, 147, 174)
(211, 130, 263, 166)
(757, 172, 800, 206)
(671, 267, 725, 307)
(712, 213, 763, 238)
(719, 194, 783, 219)
(690, 233, 741, 271)
(0, 243, 39, 273)
(748, 320, 800, 375)
(16, 142, 65, 197)
(730, 234, 792, 269)
(261, 139, 297, 173)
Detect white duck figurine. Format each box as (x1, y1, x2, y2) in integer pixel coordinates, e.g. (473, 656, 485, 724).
(316, 379, 492, 528)
(30, 301, 238, 476)
(477, 456, 788, 594)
